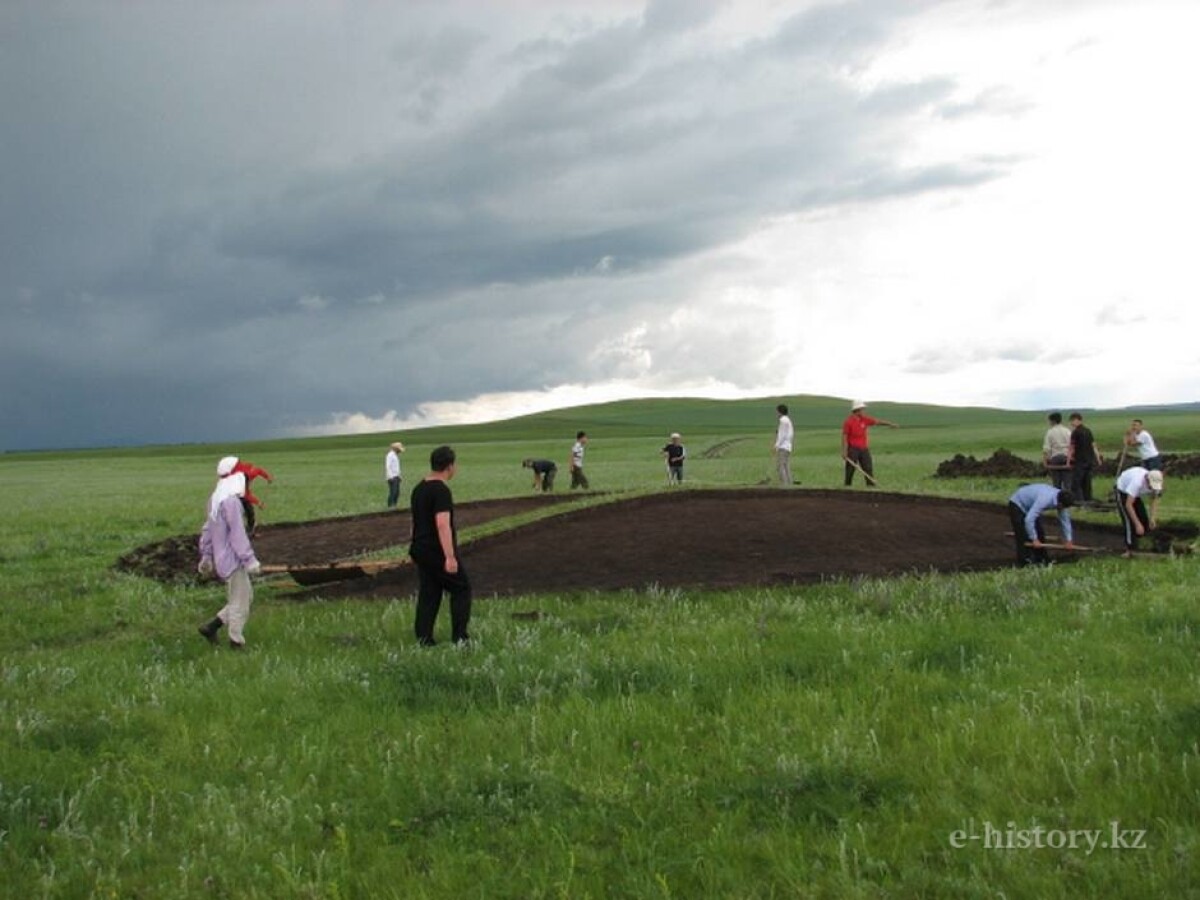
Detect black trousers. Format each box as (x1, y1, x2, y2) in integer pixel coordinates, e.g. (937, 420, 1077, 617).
(1071, 464, 1094, 502)
(845, 447, 874, 486)
(413, 559, 472, 644)
(1115, 490, 1148, 550)
(1008, 501, 1048, 566)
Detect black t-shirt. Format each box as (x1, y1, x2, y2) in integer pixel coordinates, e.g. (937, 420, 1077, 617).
(530, 459, 556, 474)
(1070, 425, 1095, 463)
(409, 478, 455, 564)
(662, 444, 685, 466)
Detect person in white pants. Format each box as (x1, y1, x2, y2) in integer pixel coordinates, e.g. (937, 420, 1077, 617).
(198, 460, 262, 649)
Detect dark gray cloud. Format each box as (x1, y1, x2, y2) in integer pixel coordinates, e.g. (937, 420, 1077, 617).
(1, 0, 1015, 450)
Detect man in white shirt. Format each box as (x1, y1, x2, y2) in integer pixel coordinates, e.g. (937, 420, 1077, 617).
(774, 404, 794, 485)
(1124, 419, 1163, 471)
(1114, 466, 1164, 556)
(385, 441, 405, 508)
(1042, 412, 1072, 490)
(570, 431, 590, 490)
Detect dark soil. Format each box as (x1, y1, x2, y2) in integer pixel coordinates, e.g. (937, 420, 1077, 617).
(935, 449, 1200, 479)
(119, 488, 1177, 600)
(115, 493, 590, 584)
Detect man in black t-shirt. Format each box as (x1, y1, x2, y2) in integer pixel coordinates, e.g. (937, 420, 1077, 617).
(408, 445, 471, 646)
(1067, 413, 1103, 503)
(661, 433, 686, 484)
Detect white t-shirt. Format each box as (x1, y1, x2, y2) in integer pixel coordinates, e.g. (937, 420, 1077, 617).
(775, 415, 794, 451)
(571, 441, 585, 468)
(1116, 466, 1151, 498)
(1134, 430, 1159, 460)
(385, 449, 401, 480)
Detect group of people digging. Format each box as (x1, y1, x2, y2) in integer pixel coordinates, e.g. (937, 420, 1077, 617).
(1011, 416, 1168, 564)
(192, 409, 1175, 649)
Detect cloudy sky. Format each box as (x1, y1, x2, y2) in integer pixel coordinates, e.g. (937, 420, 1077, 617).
(3, 0, 1197, 451)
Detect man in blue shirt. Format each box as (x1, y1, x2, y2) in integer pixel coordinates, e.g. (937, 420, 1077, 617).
(1008, 483, 1075, 566)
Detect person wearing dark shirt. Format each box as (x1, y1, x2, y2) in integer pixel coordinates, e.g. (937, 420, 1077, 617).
(1067, 413, 1102, 503)
(661, 433, 686, 484)
(522, 458, 557, 491)
(408, 445, 471, 646)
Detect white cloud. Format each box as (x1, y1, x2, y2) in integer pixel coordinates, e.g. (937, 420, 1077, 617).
(2, 0, 1198, 450)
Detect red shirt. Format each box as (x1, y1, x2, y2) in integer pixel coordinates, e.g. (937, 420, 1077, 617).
(232, 460, 272, 507)
(842, 413, 878, 449)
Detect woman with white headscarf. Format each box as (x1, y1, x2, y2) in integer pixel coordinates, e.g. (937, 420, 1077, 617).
(197, 457, 262, 649)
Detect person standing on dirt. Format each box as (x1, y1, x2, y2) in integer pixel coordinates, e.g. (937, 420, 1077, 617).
(570, 431, 590, 490)
(661, 433, 686, 484)
(1042, 412, 1072, 490)
(841, 400, 898, 487)
(1124, 419, 1163, 471)
(774, 404, 794, 485)
(1067, 413, 1102, 503)
(197, 467, 262, 649)
(1114, 466, 1164, 557)
(409, 445, 471, 646)
(522, 457, 557, 491)
(385, 441, 405, 508)
(1007, 483, 1075, 566)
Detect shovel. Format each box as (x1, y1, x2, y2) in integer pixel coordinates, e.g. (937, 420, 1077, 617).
(259, 559, 409, 585)
(843, 456, 880, 486)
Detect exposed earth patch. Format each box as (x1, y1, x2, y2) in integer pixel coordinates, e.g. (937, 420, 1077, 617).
(117, 488, 1185, 600)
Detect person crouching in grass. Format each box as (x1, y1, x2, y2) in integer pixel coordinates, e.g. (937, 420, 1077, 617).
(197, 465, 262, 649)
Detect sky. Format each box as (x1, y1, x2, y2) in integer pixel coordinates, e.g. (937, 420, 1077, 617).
(3, 0, 1198, 451)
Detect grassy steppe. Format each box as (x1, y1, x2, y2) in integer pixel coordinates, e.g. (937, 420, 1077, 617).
(2, 396, 1198, 898)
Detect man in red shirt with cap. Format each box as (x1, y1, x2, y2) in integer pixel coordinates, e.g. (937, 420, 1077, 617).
(841, 400, 899, 487)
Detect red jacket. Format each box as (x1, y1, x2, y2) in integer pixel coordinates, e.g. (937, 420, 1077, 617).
(232, 460, 272, 507)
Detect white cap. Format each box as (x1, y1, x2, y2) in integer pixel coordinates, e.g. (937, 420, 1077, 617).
(851, 400, 866, 411)
(1147, 470, 1164, 493)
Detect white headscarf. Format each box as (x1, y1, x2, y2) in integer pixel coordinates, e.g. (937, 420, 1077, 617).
(217, 455, 239, 476)
(209, 472, 246, 521)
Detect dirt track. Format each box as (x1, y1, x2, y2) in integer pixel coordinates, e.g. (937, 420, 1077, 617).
(119, 488, 1145, 599)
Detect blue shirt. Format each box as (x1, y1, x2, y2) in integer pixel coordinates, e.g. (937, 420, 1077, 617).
(1009, 483, 1073, 543)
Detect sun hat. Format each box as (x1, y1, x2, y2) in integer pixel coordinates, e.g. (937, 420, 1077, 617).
(1147, 470, 1164, 493)
(391, 442, 405, 452)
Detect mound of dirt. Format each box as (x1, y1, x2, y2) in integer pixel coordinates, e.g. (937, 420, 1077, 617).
(935, 449, 1200, 480)
(934, 449, 1044, 479)
(1163, 453, 1200, 477)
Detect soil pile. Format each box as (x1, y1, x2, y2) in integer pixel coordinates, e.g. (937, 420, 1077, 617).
(934, 449, 1044, 479)
(934, 449, 1200, 479)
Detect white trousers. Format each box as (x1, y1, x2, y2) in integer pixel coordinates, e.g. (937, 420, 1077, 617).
(219, 568, 253, 644)
(776, 448, 793, 485)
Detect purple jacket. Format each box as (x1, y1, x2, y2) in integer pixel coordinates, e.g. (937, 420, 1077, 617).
(199, 496, 259, 580)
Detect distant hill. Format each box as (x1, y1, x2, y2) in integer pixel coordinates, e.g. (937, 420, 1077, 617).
(7, 394, 1198, 459)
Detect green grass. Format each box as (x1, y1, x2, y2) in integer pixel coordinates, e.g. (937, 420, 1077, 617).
(1, 395, 1198, 898)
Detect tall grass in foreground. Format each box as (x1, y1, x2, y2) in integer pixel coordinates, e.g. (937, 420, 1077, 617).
(1, 399, 1198, 897)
